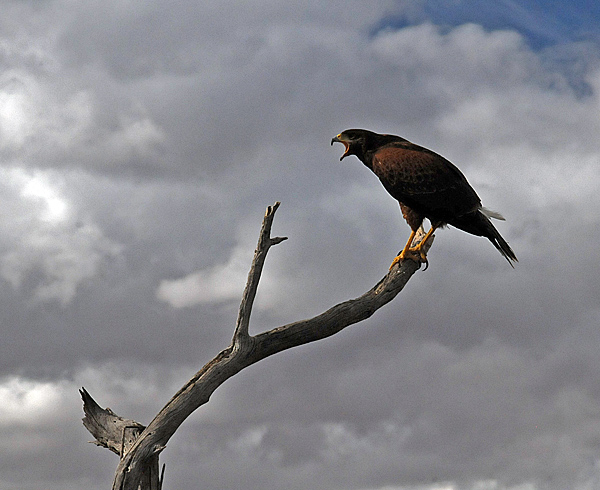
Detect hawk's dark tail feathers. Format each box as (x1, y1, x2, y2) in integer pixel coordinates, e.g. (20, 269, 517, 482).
(485, 222, 518, 267)
(451, 210, 518, 267)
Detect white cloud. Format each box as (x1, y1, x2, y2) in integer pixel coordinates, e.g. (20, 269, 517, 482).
(228, 425, 269, 456)
(105, 114, 166, 160)
(0, 67, 94, 154)
(0, 168, 122, 305)
(0, 377, 65, 426)
(156, 241, 251, 308)
(0, 39, 166, 173)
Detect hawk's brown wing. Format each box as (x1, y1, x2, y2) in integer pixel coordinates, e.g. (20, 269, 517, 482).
(371, 142, 481, 221)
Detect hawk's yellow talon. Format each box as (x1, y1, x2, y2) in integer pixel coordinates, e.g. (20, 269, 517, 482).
(389, 247, 427, 270)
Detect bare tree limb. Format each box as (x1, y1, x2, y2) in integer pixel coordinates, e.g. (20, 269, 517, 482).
(82, 202, 432, 490)
(233, 201, 287, 343)
(80, 387, 145, 456)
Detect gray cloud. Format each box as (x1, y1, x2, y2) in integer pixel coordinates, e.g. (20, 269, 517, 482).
(0, 1, 599, 490)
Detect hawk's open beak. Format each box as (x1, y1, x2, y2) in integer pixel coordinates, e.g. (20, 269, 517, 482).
(331, 134, 350, 161)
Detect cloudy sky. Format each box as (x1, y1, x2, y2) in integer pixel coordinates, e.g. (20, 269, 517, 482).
(2, 1, 600, 489)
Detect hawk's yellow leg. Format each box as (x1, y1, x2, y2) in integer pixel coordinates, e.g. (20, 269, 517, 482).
(389, 226, 437, 270)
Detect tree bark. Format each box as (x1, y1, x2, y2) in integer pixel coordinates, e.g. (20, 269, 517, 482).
(81, 202, 432, 490)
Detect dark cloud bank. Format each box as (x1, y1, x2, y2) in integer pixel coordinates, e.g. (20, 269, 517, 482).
(1, 1, 600, 490)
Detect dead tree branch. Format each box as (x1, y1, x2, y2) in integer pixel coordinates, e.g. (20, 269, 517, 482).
(81, 202, 432, 490)
(233, 201, 287, 342)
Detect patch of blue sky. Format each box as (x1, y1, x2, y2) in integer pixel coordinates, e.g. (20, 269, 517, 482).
(373, 0, 600, 49)
(371, 0, 600, 97)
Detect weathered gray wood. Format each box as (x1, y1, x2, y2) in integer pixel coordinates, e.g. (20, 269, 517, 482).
(233, 201, 287, 341)
(82, 202, 432, 490)
(80, 387, 145, 456)
(80, 388, 161, 489)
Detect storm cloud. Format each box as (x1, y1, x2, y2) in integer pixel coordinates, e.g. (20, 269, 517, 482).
(1, 1, 600, 490)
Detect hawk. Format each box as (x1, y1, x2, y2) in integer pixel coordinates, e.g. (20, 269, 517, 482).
(331, 129, 517, 268)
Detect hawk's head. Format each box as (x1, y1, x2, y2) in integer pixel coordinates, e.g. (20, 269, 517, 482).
(331, 129, 377, 161)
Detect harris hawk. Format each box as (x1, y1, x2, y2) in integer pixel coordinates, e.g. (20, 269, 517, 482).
(331, 129, 517, 269)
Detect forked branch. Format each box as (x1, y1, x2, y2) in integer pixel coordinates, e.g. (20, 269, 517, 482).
(81, 202, 432, 490)
(233, 201, 287, 342)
